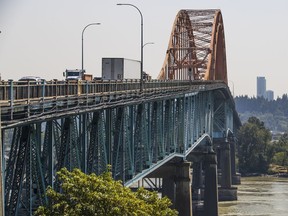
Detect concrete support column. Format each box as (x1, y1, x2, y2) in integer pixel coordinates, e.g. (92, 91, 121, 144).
(220, 141, 231, 188)
(203, 152, 218, 216)
(230, 140, 236, 177)
(162, 176, 176, 208)
(175, 161, 192, 216)
(218, 141, 238, 201)
(192, 161, 203, 201)
(230, 140, 241, 185)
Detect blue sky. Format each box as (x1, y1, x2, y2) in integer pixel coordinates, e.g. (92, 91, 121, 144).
(0, 0, 287, 97)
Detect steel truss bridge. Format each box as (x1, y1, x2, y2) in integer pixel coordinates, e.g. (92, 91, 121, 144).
(0, 9, 240, 216)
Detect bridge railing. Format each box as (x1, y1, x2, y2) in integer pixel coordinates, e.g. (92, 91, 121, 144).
(0, 79, 229, 103)
(0, 79, 230, 125)
(0, 79, 194, 101)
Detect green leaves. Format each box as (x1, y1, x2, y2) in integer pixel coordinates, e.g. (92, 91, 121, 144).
(35, 168, 178, 216)
(238, 117, 272, 174)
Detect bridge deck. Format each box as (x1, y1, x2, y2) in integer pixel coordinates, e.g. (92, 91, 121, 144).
(0, 80, 229, 127)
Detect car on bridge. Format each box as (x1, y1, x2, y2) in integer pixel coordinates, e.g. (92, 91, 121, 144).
(18, 76, 46, 84)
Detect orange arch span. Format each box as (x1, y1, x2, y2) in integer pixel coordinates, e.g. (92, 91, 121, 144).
(157, 9, 227, 83)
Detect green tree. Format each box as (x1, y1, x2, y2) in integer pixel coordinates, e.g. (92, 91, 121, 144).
(238, 117, 272, 174)
(35, 168, 177, 216)
(272, 152, 288, 166)
(272, 132, 288, 166)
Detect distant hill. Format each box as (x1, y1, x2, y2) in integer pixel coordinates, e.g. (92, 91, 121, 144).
(234, 95, 288, 132)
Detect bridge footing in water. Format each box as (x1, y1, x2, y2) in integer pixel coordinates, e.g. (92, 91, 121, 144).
(218, 187, 238, 201)
(232, 173, 241, 185)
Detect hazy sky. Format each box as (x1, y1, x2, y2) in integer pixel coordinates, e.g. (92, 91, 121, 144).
(0, 0, 287, 98)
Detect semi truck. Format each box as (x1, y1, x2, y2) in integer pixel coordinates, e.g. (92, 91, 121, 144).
(102, 58, 141, 80)
(63, 69, 93, 81)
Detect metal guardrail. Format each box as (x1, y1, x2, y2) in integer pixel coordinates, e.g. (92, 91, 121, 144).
(0, 79, 227, 101)
(0, 79, 229, 125)
(0, 79, 183, 101)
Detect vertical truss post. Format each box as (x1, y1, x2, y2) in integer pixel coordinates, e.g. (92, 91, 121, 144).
(151, 102, 158, 163)
(106, 109, 112, 166)
(0, 108, 3, 216)
(134, 104, 143, 173)
(44, 121, 54, 188)
(112, 107, 124, 180)
(7, 126, 30, 216)
(207, 91, 213, 136)
(128, 105, 135, 176)
(183, 96, 189, 151)
(158, 101, 165, 158)
(4, 128, 20, 211)
(80, 113, 88, 173)
(87, 112, 98, 174)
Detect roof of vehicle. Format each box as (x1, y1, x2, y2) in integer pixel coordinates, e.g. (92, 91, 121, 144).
(18, 76, 44, 81)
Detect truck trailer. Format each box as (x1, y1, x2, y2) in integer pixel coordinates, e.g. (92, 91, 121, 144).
(102, 58, 141, 80)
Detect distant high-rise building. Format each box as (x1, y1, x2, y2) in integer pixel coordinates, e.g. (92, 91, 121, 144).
(266, 90, 274, 101)
(257, 76, 266, 98)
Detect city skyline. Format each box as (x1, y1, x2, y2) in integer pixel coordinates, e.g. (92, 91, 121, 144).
(257, 76, 274, 101)
(0, 0, 288, 98)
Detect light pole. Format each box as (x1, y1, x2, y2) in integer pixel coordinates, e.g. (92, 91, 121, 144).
(142, 42, 154, 79)
(81, 23, 101, 72)
(117, 3, 144, 92)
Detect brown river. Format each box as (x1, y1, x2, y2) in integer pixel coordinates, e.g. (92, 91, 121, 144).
(218, 176, 288, 216)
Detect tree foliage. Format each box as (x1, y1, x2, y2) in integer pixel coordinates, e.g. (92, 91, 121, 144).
(235, 94, 288, 131)
(271, 132, 288, 166)
(235, 95, 288, 173)
(35, 168, 177, 216)
(238, 117, 272, 174)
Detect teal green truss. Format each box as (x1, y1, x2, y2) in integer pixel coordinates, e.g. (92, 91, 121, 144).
(2, 85, 238, 215)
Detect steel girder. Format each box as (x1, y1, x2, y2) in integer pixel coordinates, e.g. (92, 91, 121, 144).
(2, 88, 236, 215)
(213, 91, 235, 138)
(158, 9, 227, 83)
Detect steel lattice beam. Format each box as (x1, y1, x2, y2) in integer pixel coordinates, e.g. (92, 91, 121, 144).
(158, 9, 227, 83)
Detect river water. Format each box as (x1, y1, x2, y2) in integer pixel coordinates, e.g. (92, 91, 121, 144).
(218, 176, 288, 216)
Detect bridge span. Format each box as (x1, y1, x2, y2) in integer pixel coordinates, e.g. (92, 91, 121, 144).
(0, 9, 241, 216)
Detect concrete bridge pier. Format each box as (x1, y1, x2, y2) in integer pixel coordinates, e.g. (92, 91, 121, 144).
(218, 141, 237, 201)
(192, 161, 203, 201)
(175, 161, 193, 216)
(230, 139, 241, 185)
(161, 161, 193, 216)
(191, 160, 205, 216)
(203, 152, 218, 216)
(162, 176, 176, 208)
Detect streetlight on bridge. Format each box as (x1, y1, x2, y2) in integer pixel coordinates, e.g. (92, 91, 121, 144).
(81, 23, 101, 73)
(143, 42, 154, 48)
(117, 3, 144, 92)
(143, 42, 154, 80)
